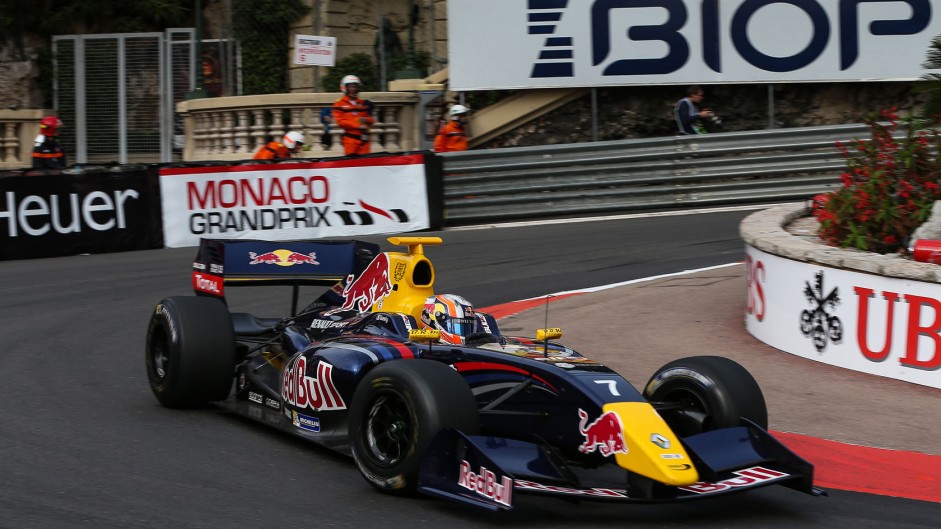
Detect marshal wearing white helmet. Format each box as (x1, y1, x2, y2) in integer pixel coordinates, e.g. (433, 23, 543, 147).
(333, 74, 375, 156)
(253, 130, 306, 160)
(434, 104, 471, 153)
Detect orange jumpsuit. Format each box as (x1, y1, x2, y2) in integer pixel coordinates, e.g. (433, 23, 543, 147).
(332, 95, 375, 156)
(253, 141, 290, 160)
(434, 121, 468, 153)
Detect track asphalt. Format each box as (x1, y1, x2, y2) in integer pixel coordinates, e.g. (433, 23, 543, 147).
(481, 263, 941, 503)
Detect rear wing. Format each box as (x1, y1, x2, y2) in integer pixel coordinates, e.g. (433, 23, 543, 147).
(192, 238, 380, 312)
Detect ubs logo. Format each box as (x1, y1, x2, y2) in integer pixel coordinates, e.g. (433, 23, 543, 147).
(801, 271, 842, 352)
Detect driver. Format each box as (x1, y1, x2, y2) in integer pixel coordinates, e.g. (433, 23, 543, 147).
(420, 294, 478, 345)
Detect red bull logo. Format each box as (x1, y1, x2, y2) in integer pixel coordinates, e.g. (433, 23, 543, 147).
(577, 408, 629, 457)
(458, 460, 513, 508)
(248, 249, 320, 266)
(679, 467, 788, 495)
(340, 254, 392, 312)
(281, 356, 346, 411)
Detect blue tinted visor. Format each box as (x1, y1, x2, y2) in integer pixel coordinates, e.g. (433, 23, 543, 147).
(445, 317, 475, 337)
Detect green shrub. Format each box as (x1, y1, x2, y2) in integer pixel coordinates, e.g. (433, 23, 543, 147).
(323, 53, 379, 92)
(233, 0, 308, 95)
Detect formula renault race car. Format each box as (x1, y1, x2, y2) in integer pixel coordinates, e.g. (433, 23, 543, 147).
(145, 237, 824, 511)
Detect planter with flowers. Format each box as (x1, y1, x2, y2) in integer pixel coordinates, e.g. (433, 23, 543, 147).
(812, 109, 941, 256)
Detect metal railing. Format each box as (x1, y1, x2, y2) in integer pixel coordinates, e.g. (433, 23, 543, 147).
(440, 124, 875, 225)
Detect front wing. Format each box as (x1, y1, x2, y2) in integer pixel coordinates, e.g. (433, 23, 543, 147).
(418, 422, 825, 511)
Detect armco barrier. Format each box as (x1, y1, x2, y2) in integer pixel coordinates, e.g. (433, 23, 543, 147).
(440, 124, 878, 225)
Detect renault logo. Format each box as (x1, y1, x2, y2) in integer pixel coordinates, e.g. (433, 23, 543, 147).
(651, 433, 671, 449)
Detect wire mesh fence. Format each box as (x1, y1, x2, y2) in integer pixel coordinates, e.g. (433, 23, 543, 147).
(47, 0, 451, 164)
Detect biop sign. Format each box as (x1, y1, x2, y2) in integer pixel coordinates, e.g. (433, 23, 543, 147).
(449, 0, 940, 90)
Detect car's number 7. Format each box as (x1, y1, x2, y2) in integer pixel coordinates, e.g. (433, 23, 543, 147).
(594, 379, 620, 396)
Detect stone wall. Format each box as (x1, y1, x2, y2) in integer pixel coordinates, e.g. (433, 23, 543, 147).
(0, 37, 44, 110)
(481, 81, 926, 148)
(289, 0, 448, 92)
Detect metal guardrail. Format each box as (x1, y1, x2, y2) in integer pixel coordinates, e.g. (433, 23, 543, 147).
(440, 124, 875, 225)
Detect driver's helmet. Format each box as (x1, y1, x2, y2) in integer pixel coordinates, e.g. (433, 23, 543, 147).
(421, 294, 476, 344)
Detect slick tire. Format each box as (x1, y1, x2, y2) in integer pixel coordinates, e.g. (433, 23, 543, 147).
(349, 359, 479, 495)
(145, 296, 236, 408)
(643, 355, 768, 437)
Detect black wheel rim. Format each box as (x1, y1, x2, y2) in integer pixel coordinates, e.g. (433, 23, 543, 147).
(364, 391, 414, 468)
(149, 327, 169, 383)
(657, 388, 710, 436)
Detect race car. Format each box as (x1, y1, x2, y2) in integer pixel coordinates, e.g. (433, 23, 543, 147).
(145, 236, 824, 511)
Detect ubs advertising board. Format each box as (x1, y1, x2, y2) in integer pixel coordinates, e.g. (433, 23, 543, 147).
(745, 244, 941, 390)
(449, 0, 941, 90)
(159, 154, 434, 248)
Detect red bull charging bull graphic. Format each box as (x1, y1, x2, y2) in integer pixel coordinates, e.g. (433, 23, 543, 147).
(248, 249, 320, 266)
(578, 408, 628, 457)
(340, 254, 392, 312)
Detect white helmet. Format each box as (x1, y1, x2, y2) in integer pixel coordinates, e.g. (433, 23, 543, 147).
(283, 131, 305, 150)
(449, 104, 470, 120)
(340, 75, 362, 94)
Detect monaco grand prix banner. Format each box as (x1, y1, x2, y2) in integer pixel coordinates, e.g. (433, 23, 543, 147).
(745, 245, 941, 390)
(0, 167, 162, 260)
(159, 153, 439, 248)
(448, 0, 941, 90)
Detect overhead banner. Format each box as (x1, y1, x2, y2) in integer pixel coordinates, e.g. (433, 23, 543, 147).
(159, 154, 434, 248)
(449, 0, 941, 90)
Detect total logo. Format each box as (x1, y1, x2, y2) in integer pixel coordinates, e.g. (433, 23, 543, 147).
(249, 249, 319, 266)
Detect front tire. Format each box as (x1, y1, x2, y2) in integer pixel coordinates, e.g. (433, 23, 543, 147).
(643, 355, 767, 437)
(349, 359, 479, 495)
(145, 296, 236, 408)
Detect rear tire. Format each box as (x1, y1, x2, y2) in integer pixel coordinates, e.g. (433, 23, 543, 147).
(145, 296, 236, 408)
(643, 355, 767, 437)
(349, 359, 479, 495)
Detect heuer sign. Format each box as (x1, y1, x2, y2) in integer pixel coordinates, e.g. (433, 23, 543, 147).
(449, 0, 940, 90)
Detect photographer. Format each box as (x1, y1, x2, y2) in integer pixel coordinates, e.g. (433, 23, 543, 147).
(674, 85, 720, 135)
